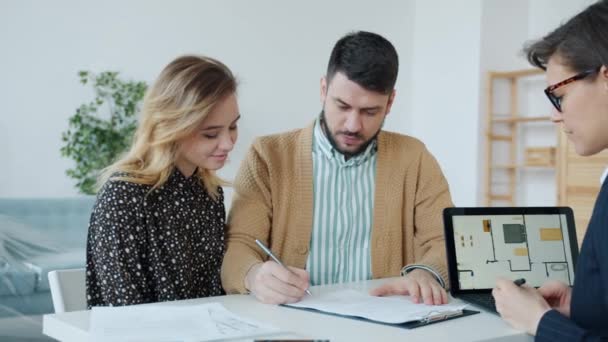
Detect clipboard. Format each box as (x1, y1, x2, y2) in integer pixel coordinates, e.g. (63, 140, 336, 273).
(282, 305, 480, 330)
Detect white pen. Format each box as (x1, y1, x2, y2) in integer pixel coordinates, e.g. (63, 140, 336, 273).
(255, 239, 312, 296)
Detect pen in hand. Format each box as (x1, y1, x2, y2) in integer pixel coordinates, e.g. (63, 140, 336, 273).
(255, 239, 313, 296)
(513, 278, 526, 287)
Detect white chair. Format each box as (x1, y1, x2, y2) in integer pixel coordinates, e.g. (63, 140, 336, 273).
(48, 268, 87, 313)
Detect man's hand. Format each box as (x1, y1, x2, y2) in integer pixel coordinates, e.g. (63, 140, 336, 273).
(369, 269, 448, 305)
(538, 280, 572, 317)
(245, 261, 310, 304)
(492, 278, 551, 335)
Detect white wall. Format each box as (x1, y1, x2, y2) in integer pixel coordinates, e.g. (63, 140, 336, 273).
(528, 0, 596, 38)
(0, 0, 599, 208)
(0, 0, 414, 199)
(409, 0, 483, 206)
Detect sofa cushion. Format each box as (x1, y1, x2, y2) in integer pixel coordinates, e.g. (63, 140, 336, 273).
(0, 214, 62, 296)
(0, 269, 37, 296)
(0, 198, 94, 317)
(0, 290, 53, 317)
(0, 197, 95, 250)
(24, 249, 85, 292)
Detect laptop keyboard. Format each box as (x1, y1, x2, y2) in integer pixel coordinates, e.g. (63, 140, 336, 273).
(459, 293, 497, 312)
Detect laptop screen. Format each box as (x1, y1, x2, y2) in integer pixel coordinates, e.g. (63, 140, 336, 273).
(443, 207, 579, 291)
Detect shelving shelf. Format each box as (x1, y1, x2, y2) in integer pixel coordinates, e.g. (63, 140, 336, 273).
(484, 70, 608, 243)
(491, 164, 555, 169)
(491, 116, 551, 123)
(484, 68, 556, 206)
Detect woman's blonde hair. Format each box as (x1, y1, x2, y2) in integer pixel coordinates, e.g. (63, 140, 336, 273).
(99, 55, 237, 198)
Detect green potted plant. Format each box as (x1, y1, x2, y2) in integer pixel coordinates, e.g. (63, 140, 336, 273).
(61, 71, 147, 194)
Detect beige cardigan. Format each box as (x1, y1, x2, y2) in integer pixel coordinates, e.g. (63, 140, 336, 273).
(221, 122, 454, 293)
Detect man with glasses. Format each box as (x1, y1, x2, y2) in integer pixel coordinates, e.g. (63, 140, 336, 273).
(221, 31, 454, 305)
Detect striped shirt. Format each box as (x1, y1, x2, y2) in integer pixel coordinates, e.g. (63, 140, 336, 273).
(306, 120, 377, 286)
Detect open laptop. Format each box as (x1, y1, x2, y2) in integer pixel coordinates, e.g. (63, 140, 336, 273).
(443, 207, 579, 313)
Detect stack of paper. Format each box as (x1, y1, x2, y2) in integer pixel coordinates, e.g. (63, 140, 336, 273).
(90, 302, 281, 342)
(286, 289, 467, 324)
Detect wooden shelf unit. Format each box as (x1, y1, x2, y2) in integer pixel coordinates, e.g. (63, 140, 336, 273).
(484, 68, 553, 206)
(557, 131, 608, 243)
(484, 69, 608, 243)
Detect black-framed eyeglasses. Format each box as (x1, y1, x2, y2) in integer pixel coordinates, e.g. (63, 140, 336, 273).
(544, 66, 601, 112)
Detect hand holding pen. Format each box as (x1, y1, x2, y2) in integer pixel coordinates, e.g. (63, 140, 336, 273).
(243, 239, 312, 304)
(255, 239, 313, 296)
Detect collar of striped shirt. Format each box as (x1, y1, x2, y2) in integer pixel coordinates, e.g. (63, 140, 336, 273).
(313, 119, 377, 166)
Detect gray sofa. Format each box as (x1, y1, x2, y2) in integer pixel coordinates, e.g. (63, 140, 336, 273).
(0, 197, 95, 317)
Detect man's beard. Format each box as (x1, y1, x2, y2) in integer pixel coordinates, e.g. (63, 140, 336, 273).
(319, 110, 383, 159)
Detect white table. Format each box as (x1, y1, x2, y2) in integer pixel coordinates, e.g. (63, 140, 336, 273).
(43, 278, 533, 342)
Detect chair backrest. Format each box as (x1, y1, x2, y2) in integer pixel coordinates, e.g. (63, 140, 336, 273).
(48, 268, 87, 313)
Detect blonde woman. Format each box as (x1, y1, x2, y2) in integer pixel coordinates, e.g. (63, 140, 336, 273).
(85, 55, 239, 307)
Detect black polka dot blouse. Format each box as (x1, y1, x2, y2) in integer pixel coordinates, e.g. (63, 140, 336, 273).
(86, 169, 226, 308)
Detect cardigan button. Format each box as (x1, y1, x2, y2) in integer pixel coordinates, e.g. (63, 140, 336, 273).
(297, 246, 309, 255)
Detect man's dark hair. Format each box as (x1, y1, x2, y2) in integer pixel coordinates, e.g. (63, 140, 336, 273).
(524, 0, 608, 73)
(326, 31, 399, 94)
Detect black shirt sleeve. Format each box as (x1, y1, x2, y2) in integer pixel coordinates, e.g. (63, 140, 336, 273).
(536, 180, 608, 342)
(86, 180, 153, 307)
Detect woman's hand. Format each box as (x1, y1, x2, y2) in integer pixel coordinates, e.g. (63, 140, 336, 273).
(492, 278, 551, 335)
(538, 280, 572, 317)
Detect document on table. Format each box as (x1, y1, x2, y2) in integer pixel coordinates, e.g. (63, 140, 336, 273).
(285, 289, 467, 324)
(90, 302, 281, 342)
